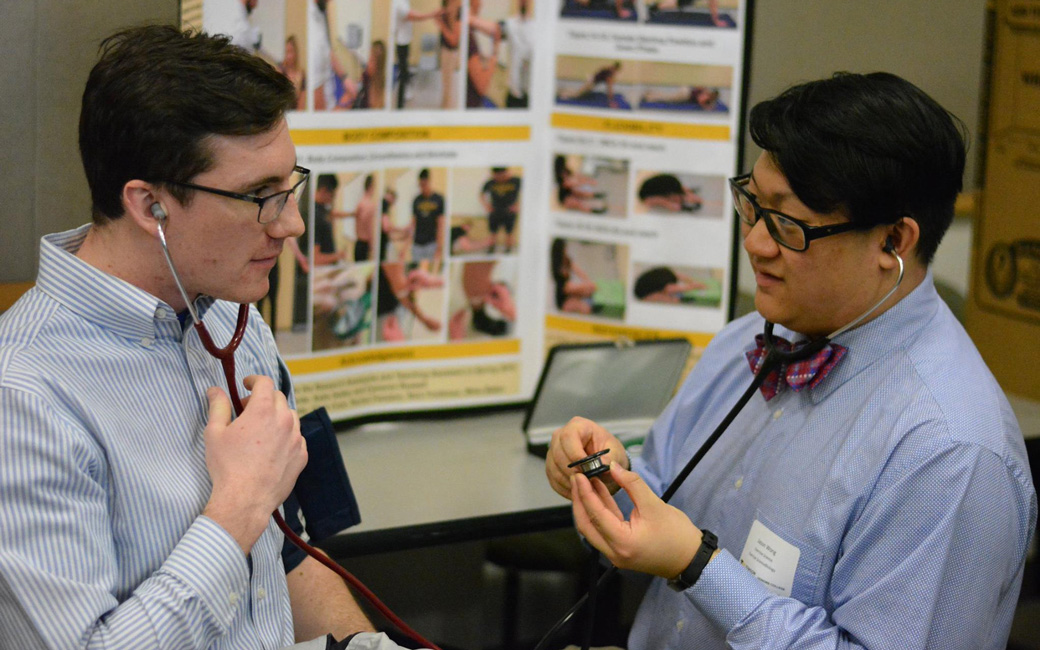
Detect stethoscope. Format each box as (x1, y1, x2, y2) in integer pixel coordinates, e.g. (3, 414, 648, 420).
(154, 207, 441, 650)
(535, 243, 905, 650)
(155, 200, 905, 649)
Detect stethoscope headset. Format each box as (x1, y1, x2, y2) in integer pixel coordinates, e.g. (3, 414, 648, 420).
(534, 237, 905, 650)
(154, 193, 904, 650)
(152, 202, 443, 650)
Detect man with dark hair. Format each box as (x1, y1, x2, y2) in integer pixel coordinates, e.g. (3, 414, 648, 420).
(562, 60, 622, 108)
(0, 25, 385, 649)
(480, 167, 521, 253)
(632, 266, 705, 302)
(352, 174, 377, 262)
(409, 168, 445, 268)
(547, 72, 1035, 649)
(314, 173, 346, 266)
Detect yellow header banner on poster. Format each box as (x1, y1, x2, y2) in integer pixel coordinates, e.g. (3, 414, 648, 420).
(286, 339, 522, 375)
(550, 113, 731, 141)
(293, 361, 521, 416)
(545, 314, 715, 348)
(290, 125, 531, 146)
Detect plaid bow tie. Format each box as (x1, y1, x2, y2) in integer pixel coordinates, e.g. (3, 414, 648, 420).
(745, 334, 847, 401)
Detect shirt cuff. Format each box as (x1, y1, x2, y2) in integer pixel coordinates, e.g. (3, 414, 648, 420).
(159, 515, 252, 631)
(346, 631, 416, 649)
(688, 549, 772, 633)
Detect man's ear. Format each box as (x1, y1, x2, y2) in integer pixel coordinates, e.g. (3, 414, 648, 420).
(122, 180, 167, 237)
(879, 217, 920, 270)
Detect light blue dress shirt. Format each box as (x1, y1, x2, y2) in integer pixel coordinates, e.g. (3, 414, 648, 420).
(0, 226, 295, 649)
(619, 272, 1036, 649)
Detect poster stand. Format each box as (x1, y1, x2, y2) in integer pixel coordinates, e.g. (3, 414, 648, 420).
(181, 0, 752, 424)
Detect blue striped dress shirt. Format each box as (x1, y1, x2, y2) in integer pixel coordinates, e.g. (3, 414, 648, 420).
(618, 272, 1036, 649)
(0, 225, 295, 649)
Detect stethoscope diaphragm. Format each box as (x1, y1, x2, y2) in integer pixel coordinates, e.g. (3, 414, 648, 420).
(568, 449, 611, 479)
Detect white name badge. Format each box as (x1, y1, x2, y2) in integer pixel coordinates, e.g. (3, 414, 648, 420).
(739, 519, 801, 597)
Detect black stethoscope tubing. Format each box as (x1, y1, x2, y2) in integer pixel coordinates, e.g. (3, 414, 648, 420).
(535, 249, 905, 650)
(532, 338, 791, 650)
(156, 211, 902, 650)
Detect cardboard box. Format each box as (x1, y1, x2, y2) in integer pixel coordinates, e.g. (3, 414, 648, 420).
(974, 133, 1040, 322)
(965, 0, 1040, 400)
(991, 1, 1040, 133)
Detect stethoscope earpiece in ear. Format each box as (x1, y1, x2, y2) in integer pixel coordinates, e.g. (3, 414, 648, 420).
(883, 236, 896, 255)
(150, 202, 167, 220)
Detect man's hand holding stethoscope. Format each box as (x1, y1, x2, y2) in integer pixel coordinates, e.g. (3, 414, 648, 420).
(545, 417, 704, 579)
(545, 416, 629, 499)
(571, 461, 703, 579)
(201, 375, 307, 556)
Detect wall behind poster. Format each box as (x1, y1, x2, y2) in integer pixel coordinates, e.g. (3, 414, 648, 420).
(182, 0, 748, 422)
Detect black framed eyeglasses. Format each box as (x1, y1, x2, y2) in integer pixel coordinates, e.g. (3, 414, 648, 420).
(164, 165, 310, 224)
(729, 174, 869, 251)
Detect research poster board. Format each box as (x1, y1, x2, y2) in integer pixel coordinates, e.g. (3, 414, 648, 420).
(182, 0, 749, 421)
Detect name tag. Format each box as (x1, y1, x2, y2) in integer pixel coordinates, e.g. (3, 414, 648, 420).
(739, 519, 801, 597)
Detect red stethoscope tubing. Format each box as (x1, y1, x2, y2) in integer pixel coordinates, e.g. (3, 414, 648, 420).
(198, 304, 440, 650)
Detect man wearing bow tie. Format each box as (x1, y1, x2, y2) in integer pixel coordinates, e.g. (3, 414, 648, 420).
(545, 72, 1036, 650)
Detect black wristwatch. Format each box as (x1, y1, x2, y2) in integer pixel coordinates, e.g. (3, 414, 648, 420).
(667, 529, 718, 592)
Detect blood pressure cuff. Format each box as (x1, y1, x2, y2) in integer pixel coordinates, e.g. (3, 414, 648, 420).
(281, 407, 362, 572)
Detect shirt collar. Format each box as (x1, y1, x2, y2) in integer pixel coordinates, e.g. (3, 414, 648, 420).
(36, 224, 215, 341)
(804, 269, 941, 403)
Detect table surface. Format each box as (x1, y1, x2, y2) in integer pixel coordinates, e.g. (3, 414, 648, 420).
(317, 394, 1040, 557)
(319, 409, 574, 557)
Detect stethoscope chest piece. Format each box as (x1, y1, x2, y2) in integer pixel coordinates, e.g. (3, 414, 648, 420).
(568, 449, 611, 479)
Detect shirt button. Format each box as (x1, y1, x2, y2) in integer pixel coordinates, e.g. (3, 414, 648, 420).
(228, 592, 240, 606)
(676, 619, 685, 632)
(155, 307, 167, 319)
(257, 587, 266, 601)
(734, 476, 743, 489)
(773, 408, 783, 420)
(140, 337, 154, 347)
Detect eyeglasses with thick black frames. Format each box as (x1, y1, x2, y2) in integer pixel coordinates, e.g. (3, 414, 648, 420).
(729, 173, 870, 252)
(164, 165, 310, 224)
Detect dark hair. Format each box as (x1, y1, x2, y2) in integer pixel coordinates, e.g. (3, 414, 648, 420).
(491, 166, 506, 173)
(418, 168, 430, 181)
(748, 72, 965, 264)
(79, 25, 296, 223)
(370, 40, 387, 86)
(554, 155, 568, 181)
(638, 173, 683, 201)
(317, 174, 339, 192)
(551, 238, 568, 279)
(634, 267, 677, 299)
(364, 174, 374, 190)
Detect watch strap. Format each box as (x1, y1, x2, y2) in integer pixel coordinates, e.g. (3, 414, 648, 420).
(667, 529, 718, 592)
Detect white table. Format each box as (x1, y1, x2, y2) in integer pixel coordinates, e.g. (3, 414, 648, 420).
(318, 408, 573, 558)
